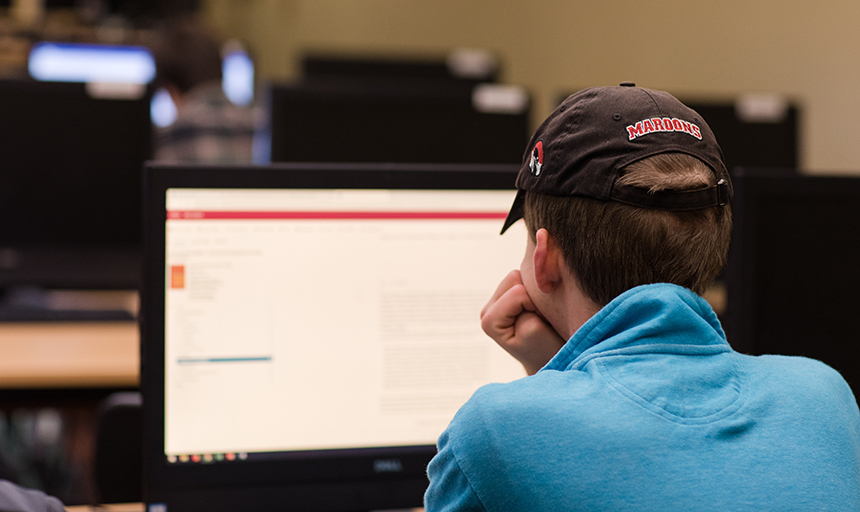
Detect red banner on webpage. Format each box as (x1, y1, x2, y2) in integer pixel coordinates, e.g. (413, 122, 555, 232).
(166, 211, 508, 220)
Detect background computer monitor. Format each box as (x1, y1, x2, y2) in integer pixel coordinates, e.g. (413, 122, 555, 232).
(724, 168, 860, 396)
(301, 50, 500, 87)
(0, 79, 152, 292)
(142, 162, 529, 511)
(679, 98, 799, 173)
(265, 80, 530, 165)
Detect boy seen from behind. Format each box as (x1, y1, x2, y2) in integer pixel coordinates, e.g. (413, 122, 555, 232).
(424, 83, 860, 511)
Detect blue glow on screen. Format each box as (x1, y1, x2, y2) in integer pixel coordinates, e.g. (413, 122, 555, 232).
(151, 88, 178, 128)
(29, 42, 156, 84)
(222, 50, 254, 106)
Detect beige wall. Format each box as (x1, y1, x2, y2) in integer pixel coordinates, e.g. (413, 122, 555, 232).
(201, 0, 860, 174)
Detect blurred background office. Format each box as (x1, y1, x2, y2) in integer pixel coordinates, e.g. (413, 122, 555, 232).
(201, 0, 860, 175)
(0, 0, 858, 507)
(0, 0, 857, 169)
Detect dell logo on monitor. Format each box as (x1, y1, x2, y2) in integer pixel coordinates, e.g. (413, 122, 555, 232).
(373, 459, 404, 473)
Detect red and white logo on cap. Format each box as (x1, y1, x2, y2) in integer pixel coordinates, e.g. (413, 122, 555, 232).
(529, 140, 544, 176)
(626, 117, 702, 140)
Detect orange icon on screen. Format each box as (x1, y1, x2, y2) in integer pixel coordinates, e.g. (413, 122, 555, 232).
(171, 265, 186, 289)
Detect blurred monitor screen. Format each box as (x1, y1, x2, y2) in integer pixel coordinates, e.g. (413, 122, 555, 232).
(222, 47, 254, 106)
(29, 41, 155, 85)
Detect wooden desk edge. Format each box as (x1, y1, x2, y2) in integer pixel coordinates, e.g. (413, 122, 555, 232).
(66, 504, 144, 512)
(0, 321, 139, 389)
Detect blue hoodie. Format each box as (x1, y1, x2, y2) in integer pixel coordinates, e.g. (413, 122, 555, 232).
(425, 284, 860, 511)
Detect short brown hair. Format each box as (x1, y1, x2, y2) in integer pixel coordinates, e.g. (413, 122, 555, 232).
(151, 18, 223, 94)
(523, 153, 732, 306)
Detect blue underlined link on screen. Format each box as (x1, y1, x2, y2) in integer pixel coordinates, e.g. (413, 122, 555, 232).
(177, 356, 273, 364)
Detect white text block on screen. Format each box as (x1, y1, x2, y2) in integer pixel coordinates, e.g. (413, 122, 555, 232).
(163, 188, 528, 456)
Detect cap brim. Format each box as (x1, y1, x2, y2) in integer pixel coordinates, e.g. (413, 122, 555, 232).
(500, 189, 526, 235)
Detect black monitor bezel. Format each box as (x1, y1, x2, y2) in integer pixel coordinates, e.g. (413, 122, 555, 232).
(264, 80, 530, 166)
(725, 168, 860, 358)
(141, 162, 520, 511)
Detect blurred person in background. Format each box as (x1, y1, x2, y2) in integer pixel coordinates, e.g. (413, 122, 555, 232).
(150, 17, 258, 164)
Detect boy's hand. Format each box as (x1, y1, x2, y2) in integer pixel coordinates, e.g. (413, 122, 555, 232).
(480, 270, 565, 375)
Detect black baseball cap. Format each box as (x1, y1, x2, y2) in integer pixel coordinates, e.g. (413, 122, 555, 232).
(501, 83, 731, 234)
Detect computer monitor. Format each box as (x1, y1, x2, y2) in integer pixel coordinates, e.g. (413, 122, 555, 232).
(676, 98, 799, 173)
(28, 41, 156, 85)
(0, 79, 152, 292)
(264, 80, 530, 165)
(141, 162, 529, 511)
(301, 50, 500, 85)
(724, 168, 860, 396)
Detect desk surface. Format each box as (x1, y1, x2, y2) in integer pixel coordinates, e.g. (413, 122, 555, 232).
(0, 322, 139, 388)
(66, 505, 144, 512)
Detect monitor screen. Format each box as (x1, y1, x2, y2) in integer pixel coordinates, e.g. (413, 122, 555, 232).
(142, 162, 528, 511)
(28, 41, 156, 85)
(264, 81, 530, 165)
(724, 169, 860, 397)
(0, 79, 152, 291)
(222, 48, 255, 107)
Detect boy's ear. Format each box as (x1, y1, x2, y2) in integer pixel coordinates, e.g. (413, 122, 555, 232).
(533, 228, 564, 294)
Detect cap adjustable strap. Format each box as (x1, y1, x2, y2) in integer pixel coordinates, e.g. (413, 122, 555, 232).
(610, 179, 730, 211)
